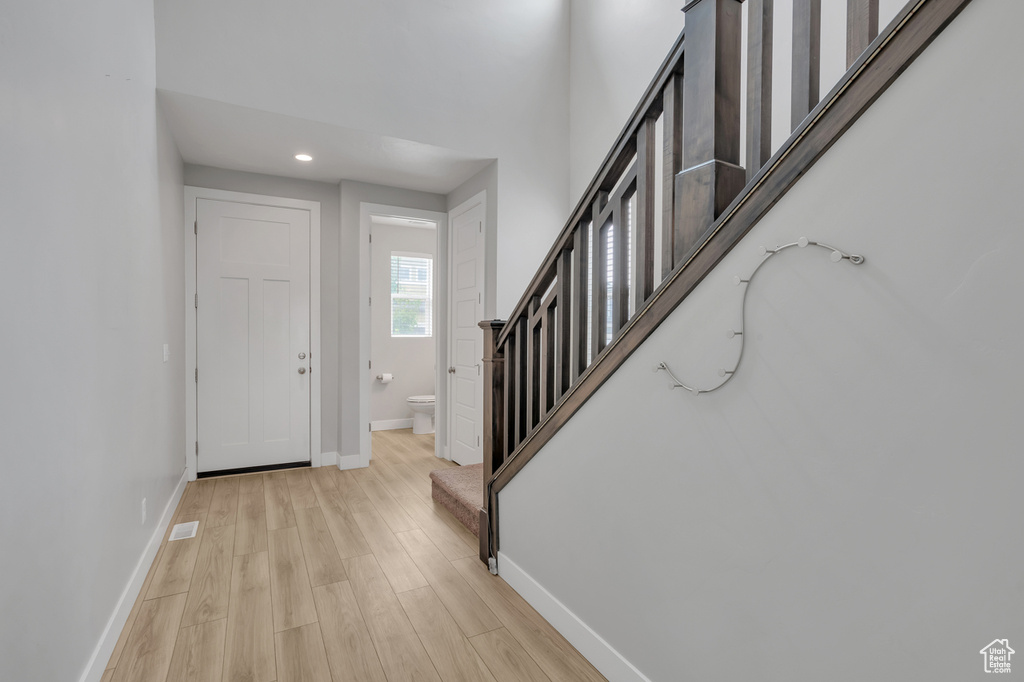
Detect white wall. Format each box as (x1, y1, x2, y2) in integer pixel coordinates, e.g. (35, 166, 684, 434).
(500, 1, 1024, 680)
(0, 1, 185, 679)
(370, 223, 438, 424)
(154, 0, 571, 317)
(182, 164, 342, 455)
(568, 0, 685, 205)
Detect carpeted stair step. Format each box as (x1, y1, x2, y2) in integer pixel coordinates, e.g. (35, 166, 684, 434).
(429, 464, 483, 537)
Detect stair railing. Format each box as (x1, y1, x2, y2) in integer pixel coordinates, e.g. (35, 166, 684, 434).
(478, 0, 973, 566)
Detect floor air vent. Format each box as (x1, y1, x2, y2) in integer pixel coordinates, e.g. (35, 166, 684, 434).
(169, 521, 199, 541)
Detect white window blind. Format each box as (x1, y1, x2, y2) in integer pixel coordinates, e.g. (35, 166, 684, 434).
(391, 253, 433, 337)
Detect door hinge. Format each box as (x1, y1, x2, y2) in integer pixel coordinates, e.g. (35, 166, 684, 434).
(194, 293, 198, 309)
(369, 296, 372, 306)
(194, 220, 197, 235)
(194, 441, 198, 455)
(369, 360, 372, 369)
(477, 436, 480, 447)
(194, 367, 198, 383)
(368, 423, 372, 433)
(369, 234, 372, 243)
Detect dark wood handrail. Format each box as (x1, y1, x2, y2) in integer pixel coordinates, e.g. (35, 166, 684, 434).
(479, 0, 974, 565)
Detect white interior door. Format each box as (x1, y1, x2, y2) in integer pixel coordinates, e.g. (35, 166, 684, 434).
(196, 198, 311, 473)
(448, 199, 485, 465)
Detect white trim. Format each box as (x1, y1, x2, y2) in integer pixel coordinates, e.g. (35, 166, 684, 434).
(184, 187, 322, 477)
(337, 453, 368, 470)
(78, 471, 188, 682)
(319, 452, 339, 468)
(371, 418, 414, 431)
(496, 552, 653, 682)
(359, 203, 448, 466)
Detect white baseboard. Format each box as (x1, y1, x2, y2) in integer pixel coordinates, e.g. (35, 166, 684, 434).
(337, 453, 369, 470)
(318, 452, 339, 468)
(79, 470, 189, 682)
(497, 552, 652, 682)
(371, 418, 413, 431)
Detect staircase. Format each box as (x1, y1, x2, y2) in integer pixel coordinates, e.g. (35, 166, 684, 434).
(475, 0, 974, 566)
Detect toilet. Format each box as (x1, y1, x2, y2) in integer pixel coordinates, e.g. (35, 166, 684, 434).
(406, 395, 435, 434)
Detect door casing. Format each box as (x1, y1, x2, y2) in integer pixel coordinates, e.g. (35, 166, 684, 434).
(185, 186, 321, 481)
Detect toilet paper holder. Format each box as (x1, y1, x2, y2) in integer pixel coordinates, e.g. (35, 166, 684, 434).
(376, 373, 395, 383)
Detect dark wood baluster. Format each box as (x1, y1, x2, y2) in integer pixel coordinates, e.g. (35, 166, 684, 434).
(612, 195, 630, 336)
(591, 193, 610, 359)
(634, 117, 656, 310)
(478, 320, 505, 563)
(570, 223, 589, 383)
(661, 73, 684, 277)
(542, 291, 557, 415)
(555, 248, 572, 400)
(847, 0, 879, 67)
(677, 0, 745, 252)
(746, 0, 774, 182)
(791, 0, 822, 129)
(525, 297, 541, 432)
(512, 316, 527, 447)
(503, 332, 516, 455)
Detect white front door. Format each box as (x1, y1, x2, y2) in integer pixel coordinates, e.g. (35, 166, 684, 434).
(448, 197, 486, 465)
(196, 198, 311, 473)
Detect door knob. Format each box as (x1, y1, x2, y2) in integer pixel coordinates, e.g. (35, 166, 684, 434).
(298, 352, 306, 360)
(448, 366, 456, 374)
(298, 367, 307, 374)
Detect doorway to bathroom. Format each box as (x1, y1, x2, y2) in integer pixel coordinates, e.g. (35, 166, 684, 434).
(370, 215, 438, 433)
(359, 204, 448, 469)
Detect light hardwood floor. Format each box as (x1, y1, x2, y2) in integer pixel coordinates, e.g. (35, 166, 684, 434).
(104, 429, 605, 682)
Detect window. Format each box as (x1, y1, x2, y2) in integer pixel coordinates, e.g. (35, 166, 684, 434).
(391, 253, 433, 337)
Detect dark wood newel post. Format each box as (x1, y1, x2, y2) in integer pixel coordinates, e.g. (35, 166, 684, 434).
(478, 319, 506, 565)
(675, 0, 746, 260)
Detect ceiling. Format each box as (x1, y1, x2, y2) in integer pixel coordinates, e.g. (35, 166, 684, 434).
(158, 90, 495, 195)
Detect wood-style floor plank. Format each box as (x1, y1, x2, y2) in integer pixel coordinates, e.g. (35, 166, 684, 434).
(107, 525, 173, 669)
(274, 623, 332, 682)
(398, 586, 498, 682)
(207, 478, 239, 528)
(148, 512, 207, 599)
(319, 497, 372, 559)
(223, 552, 275, 682)
(307, 466, 339, 502)
(343, 554, 441, 682)
(105, 430, 605, 682)
(234, 492, 268, 556)
(237, 473, 264, 496)
(182, 524, 235, 627)
(397, 529, 501, 637)
(357, 475, 418, 532)
(352, 509, 428, 594)
(285, 469, 318, 509)
(336, 469, 380, 513)
(395, 494, 477, 561)
(110, 593, 187, 682)
(165, 618, 227, 682)
(294, 506, 347, 586)
(470, 628, 552, 682)
(267, 526, 318, 632)
(453, 557, 606, 682)
(264, 472, 296, 530)
(312, 581, 388, 682)
(180, 480, 217, 518)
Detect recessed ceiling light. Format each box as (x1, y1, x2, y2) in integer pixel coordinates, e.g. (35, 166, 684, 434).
(295, 153, 313, 161)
